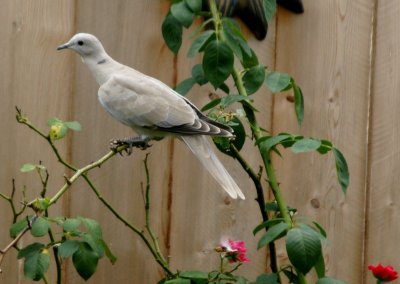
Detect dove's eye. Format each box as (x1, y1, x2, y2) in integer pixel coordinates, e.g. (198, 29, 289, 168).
(77, 40, 84, 46)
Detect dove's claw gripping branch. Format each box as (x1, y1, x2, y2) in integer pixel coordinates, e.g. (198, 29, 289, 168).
(110, 136, 152, 155)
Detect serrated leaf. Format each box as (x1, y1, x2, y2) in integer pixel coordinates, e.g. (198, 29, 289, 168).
(191, 64, 208, 85)
(220, 95, 249, 108)
(254, 273, 279, 284)
(72, 242, 99, 281)
(291, 138, 321, 153)
(175, 78, 196, 96)
(263, 0, 277, 22)
(58, 240, 80, 258)
(10, 218, 29, 238)
(187, 30, 215, 57)
(18, 243, 45, 259)
(222, 18, 251, 57)
(203, 40, 234, 88)
(83, 233, 104, 258)
(253, 218, 285, 235)
(201, 98, 221, 112)
(47, 117, 63, 127)
(317, 140, 333, 154)
(258, 134, 292, 153)
(257, 222, 290, 249)
(292, 80, 304, 125)
(63, 218, 81, 232)
(286, 227, 322, 274)
(180, 270, 208, 283)
(332, 147, 349, 194)
(185, 0, 202, 13)
(165, 279, 191, 284)
(316, 278, 346, 284)
(23, 248, 50, 281)
(64, 121, 82, 131)
(241, 48, 259, 69)
(31, 217, 50, 237)
(171, 1, 195, 28)
(98, 239, 117, 265)
(243, 65, 265, 95)
(20, 163, 36, 173)
(162, 14, 183, 54)
(265, 72, 291, 93)
(80, 217, 103, 239)
(314, 252, 326, 279)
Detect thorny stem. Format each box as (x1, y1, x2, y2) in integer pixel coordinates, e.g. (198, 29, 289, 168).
(208, 0, 292, 278)
(14, 107, 174, 277)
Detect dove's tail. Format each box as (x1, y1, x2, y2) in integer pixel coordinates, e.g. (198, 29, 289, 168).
(181, 135, 245, 200)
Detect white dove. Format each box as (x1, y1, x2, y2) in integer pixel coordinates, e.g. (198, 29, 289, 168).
(57, 33, 245, 200)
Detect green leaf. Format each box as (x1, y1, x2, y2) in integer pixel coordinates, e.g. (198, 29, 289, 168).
(191, 64, 208, 85)
(253, 218, 285, 235)
(185, 0, 202, 13)
(258, 134, 292, 153)
(10, 218, 29, 238)
(222, 18, 251, 57)
(162, 14, 183, 54)
(213, 117, 246, 157)
(72, 242, 99, 281)
(171, 1, 195, 28)
(83, 233, 104, 258)
(317, 140, 333, 154)
(265, 72, 291, 93)
(292, 80, 304, 125)
(291, 138, 321, 153)
(18, 242, 45, 259)
(286, 227, 322, 274)
(80, 217, 103, 239)
(203, 40, 234, 88)
(31, 217, 50, 237)
(201, 98, 221, 112)
(64, 121, 82, 131)
(47, 117, 63, 127)
(332, 147, 349, 194)
(257, 222, 290, 249)
(241, 48, 259, 69)
(31, 198, 50, 211)
(316, 277, 346, 284)
(20, 163, 36, 172)
(243, 65, 266, 95)
(254, 273, 279, 284)
(175, 78, 196, 96)
(165, 279, 191, 284)
(263, 0, 277, 22)
(180, 271, 208, 283)
(58, 240, 80, 258)
(63, 218, 81, 232)
(23, 248, 50, 281)
(98, 239, 117, 265)
(187, 30, 215, 57)
(314, 252, 326, 279)
(312, 221, 327, 238)
(220, 95, 249, 108)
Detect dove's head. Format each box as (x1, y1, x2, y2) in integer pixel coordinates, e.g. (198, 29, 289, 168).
(57, 33, 105, 57)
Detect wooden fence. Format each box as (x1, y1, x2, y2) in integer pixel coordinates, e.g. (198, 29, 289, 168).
(0, 0, 398, 283)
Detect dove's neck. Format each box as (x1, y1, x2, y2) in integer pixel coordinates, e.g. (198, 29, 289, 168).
(82, 52, 124, 85)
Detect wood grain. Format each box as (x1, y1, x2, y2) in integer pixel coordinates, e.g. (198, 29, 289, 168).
(273, 0, 374, 282)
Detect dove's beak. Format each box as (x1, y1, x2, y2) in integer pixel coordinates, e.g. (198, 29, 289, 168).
(57, 43, 70, 51)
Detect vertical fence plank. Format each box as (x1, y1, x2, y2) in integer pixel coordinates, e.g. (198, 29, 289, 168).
(167, 18, 277, 280)
(366, 1, 400, 283)
(0, 1, 75, 283)
(273, 1, 374, 282)
(66, 1, 174, 283)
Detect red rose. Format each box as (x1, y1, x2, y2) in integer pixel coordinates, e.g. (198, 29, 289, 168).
(368, 264, 398, 282)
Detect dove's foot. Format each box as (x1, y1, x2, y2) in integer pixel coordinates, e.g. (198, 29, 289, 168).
(110, 136, 151, 155)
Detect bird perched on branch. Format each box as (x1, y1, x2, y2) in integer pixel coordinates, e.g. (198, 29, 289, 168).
(57, 33, 245, 200)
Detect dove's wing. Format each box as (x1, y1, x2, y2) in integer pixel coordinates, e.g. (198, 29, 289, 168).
(98, 71, 232, 136)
